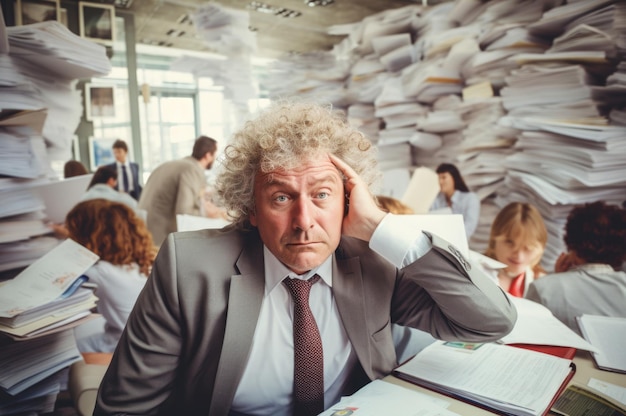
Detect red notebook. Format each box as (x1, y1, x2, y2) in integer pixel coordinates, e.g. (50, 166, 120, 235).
(509, 343, 577, 360)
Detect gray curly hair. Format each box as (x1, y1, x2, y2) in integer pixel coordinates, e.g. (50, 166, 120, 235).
(215, 101, 381, 227)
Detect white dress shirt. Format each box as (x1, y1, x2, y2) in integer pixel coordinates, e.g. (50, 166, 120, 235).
(231, 214, 431, 415)
(116, 161, 134, 193)
(430, 190, 480, 237)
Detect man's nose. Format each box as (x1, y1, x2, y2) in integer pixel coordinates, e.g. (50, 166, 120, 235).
(292, 198, 314, 231)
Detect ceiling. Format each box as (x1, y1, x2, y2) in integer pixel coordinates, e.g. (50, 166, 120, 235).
(119, 0, 424, 59)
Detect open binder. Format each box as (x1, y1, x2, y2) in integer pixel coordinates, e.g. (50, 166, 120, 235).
(393, 341, 575, 416)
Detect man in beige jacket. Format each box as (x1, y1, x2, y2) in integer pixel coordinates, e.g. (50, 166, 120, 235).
(138, 136, 217, 246)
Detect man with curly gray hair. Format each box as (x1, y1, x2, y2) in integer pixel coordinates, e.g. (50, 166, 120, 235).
(95, 101, 516, 416)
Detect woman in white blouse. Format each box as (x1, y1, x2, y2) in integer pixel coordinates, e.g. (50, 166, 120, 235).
(429, 163, 480, 238)
(66, 199, 157, 352)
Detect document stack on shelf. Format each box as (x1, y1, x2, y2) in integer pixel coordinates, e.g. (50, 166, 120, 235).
(394, 340, 575, 416)
(0, 238, 99, 340)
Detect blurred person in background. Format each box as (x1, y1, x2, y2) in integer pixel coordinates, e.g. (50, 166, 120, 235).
(106, 139, 142, 201)
(63, 160, 89, 178)
(484, 202, 547, 297)
(138, 136, 218, 246)
(67, 199, 157, 353)
(527, 201, 626, 333)
(429, 163, 480, 238)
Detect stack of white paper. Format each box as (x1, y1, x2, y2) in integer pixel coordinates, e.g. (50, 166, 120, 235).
(191, 3, 256, 55)
(0, 55, 43, 112)
(0, 329, 81, 396)
(0, 370, 63, 415)
(5, 21, 110, 175)
(527, 0, 615, 38)
(7, 21, 111, 79)
(0, 238, 99, 344)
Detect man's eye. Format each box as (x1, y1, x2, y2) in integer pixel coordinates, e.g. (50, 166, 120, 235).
(275, 195, 288, 202)
(317, 192, 329, 199)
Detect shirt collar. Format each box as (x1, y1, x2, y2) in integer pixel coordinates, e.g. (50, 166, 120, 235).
(573, 263, 615, 273)
(263, 245, 333, 296)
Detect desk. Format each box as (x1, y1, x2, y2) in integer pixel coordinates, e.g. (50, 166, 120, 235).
(384, 350, 626, 415)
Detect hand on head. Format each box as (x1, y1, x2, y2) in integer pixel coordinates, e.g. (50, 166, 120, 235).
(329, 154, 386, 242)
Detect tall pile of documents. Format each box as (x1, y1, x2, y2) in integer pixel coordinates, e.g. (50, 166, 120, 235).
(0, 14, 110, 278)
(0, 239, 99, 415)
(260, 0, 626, 266)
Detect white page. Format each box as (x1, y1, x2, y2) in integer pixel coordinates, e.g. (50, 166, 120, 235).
(396, 341, 573, 416)
(401, 167, 439, 215)
(500, 297, 598, 352)
(27, 174, 93, 223)
(577, 315, 626, 373)
(0, 239, 99, 318)
(588, 378, 626, 406)
(318, 379, 458, 416)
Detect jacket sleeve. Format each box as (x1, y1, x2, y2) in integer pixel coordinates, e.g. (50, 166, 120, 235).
(175, 166, 204, 216)
(391, 232, 517, 342)
(94, 235, 183, 415)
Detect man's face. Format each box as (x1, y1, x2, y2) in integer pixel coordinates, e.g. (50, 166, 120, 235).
(113, 148, 127, 163)
(205, 152, 216, 170)
(250, 156, 345, 275)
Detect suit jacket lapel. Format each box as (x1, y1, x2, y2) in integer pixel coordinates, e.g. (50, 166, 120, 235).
(332, 252, 374, 379)
(209, 234, 265, 416)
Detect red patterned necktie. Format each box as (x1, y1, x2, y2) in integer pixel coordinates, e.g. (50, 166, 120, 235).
(283, 275, 324, 416)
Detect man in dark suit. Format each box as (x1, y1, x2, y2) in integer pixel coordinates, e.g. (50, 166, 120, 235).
(106, 139, 142, 200)
(95, 102, 516, 416)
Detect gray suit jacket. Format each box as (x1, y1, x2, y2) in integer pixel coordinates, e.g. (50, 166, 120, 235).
(94, 226, 515, 416)
(137, 157, 206, 246)
(526, 264, 626, 334)
(106, 161, 143, 201)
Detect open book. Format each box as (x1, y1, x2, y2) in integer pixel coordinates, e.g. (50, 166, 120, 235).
(394, 341, 575, 416)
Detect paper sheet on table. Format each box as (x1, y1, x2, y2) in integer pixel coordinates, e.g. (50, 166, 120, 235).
(577, 315, 626, 373)
(500, 296, 598, 352)
(318, 379, 459, 416)
(588, 378, 626, 407)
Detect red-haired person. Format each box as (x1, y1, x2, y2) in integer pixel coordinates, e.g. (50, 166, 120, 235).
(66, 199, 157, 352)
